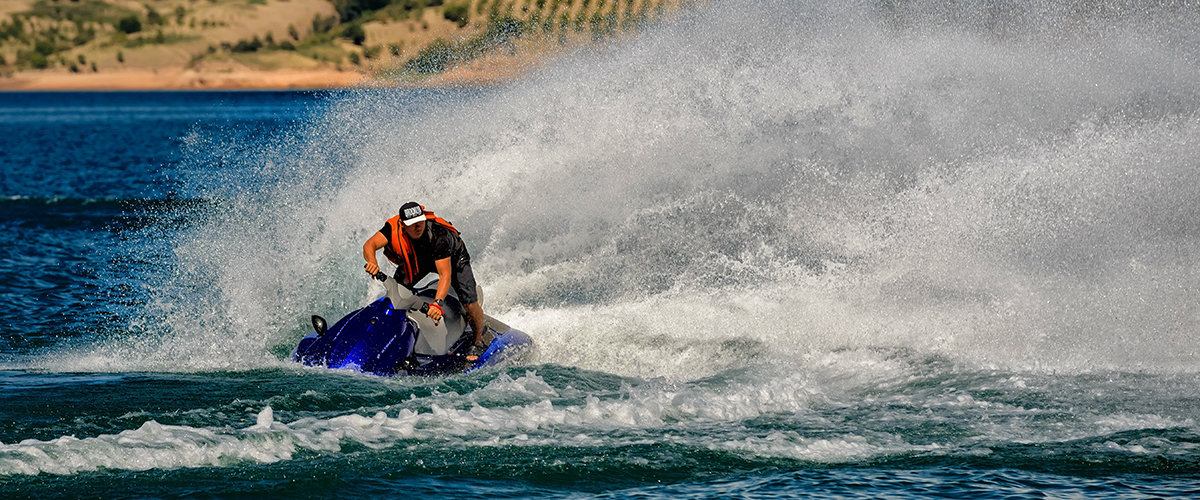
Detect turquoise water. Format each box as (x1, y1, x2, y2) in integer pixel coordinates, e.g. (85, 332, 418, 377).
(4, 1, 1200, 497)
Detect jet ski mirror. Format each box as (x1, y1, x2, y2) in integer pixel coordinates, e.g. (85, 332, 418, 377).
(311, 315, 328, 336)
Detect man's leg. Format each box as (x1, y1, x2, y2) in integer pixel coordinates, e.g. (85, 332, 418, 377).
(464, 301, 486, 346)
(451, 256, 486, 347)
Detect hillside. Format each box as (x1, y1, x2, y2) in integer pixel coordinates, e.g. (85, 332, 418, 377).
(0, 0, 692, 90)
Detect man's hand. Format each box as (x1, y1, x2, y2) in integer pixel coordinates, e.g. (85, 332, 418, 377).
(426, 302, 444, 322)
(364, 261, 380, 275)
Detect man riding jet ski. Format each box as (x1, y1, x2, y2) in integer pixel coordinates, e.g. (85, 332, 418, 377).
(362, 201, 488, 360)
(292, 203, 531, 376)
(292, 270, 530, 376)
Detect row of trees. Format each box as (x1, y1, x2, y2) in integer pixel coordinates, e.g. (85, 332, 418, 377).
(401, 0, 674, 75)
(218, 32, 300, 53)
(2, 0, 684, 76)
(2, 43, 115, 71)
(475, 0, 670, 18)
(1, 14, 103, 70)
(333, 0, 447, 23)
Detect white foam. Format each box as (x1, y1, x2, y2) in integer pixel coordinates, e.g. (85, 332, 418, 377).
(713, 431, 940, 462)
(0, 367, 874, 476)
(7, 363, 1200, 476)
(28, 0, 1199, 379)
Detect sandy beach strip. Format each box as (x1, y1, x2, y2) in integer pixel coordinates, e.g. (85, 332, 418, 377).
(0, 68, 368, 91)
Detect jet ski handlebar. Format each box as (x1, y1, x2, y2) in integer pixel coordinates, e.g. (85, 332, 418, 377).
(367, 268, 432, 315)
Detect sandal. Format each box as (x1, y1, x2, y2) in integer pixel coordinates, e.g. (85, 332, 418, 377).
(465, 343, 487, 362)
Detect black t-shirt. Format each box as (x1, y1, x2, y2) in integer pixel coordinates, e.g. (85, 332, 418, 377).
(380, 221, 464, 277)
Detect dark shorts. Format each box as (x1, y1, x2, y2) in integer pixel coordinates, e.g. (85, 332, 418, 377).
(452, 254, 478, 304)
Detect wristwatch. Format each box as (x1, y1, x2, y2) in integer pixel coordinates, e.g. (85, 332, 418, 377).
(435, 299, 445, 307)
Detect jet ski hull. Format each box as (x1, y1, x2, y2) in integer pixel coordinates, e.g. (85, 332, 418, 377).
(292, 292, 532, 377)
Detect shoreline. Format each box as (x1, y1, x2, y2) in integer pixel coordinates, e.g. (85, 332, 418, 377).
(0, 44, 543, 92)
(0, 67, 372, 91)
(0, 66, 525, 92)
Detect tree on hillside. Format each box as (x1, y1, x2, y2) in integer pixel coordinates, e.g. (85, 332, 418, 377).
(333, 0, 392, 23)
(117, 16, 141, 34)
(71, 20, 96, 46)
(343, 24, 366, 45)
(28, 52, 49, 69)
(34, 39, 55, 57)
(5, 17, 25, 39)
(146, 6, 164, 26)
(232, 36, 263, 53)
(444, 2, 470, 28)
(312, 14, 338, 34)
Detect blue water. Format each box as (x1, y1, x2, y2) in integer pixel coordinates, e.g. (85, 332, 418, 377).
(4, 1, 1200, 497)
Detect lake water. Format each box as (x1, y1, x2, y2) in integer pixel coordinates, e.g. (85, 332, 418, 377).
(2, 1, 1200, 497)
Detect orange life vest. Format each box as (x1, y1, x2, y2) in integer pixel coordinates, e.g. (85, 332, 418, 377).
(383, 209, 459, 285)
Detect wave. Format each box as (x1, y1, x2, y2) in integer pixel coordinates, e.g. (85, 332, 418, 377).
(35, 0, 1200, 377)
(0, 196, 186, 210)
(2, 367, 1196, 476)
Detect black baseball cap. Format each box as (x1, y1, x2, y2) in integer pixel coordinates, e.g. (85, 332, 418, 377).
(399, 201, 427, 226)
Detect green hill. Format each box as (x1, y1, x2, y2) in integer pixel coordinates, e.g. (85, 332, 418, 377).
(0, 0, 691, 88)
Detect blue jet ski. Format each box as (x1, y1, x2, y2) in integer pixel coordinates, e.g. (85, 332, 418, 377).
(292, 272, 532, 376)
